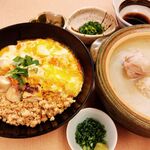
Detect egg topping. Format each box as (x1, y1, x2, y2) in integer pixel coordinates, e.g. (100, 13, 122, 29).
(0, 39, 83, 127)
(0, 39, 83, 97)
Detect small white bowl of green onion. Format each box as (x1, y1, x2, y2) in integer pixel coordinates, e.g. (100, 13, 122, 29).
(66, 108, 117, 150)
(66, 7, 117, 44)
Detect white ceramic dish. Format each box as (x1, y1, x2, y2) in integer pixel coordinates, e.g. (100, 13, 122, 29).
(113, 0, 150, 27)
(66, 7, 117, 44)
(66, 108, 117, 150)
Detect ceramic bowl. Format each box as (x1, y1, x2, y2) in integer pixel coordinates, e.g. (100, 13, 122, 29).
(66, 7, 117, 44)
(30, 11, 66, 28)
(0, 23, 94, 138)
(96, 24, 150, 137)
(66, 108, 118, 150)
(113, 0, 150, 27)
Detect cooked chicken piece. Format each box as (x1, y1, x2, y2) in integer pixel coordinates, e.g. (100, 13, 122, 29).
(136, 77, 150, 98)
(5, 86, 21, 102)
(0, 76, 11, 93)
(123, 52, 150, 79)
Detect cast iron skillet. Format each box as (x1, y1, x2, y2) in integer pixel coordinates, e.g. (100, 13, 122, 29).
(0, 23, 94, 138)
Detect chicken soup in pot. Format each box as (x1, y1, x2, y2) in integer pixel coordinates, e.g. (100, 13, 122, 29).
(107, 33, 150, 118)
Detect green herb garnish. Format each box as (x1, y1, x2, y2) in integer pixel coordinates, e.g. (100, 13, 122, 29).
(8, 55, 39, 85)
(75, 118, 106, 150)
(79, 21, 104, 35)
(13, 55, 39, 67)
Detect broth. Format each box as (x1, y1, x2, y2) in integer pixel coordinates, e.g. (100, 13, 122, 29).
(123, 12, 150, 25)
(109, 35, 150, 117)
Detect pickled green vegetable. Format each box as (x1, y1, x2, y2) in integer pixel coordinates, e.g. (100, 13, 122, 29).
(79, 21, 104, 35)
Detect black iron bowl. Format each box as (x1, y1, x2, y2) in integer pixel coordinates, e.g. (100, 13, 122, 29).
(0, 23, 94, 138)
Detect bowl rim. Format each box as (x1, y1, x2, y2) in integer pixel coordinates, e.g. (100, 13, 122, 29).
(66, 107, 118, 150)
(96, 24, 150, 137)
(112, 0, 150, 26)
(112, 0, 132, 26)
(66, 7, 117, 38)
(0, 22, 95, 138)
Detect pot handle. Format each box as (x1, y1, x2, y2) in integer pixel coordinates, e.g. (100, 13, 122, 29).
(90, 37, 107, 63)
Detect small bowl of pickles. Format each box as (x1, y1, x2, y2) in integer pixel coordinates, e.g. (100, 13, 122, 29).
(66, 7, 117, 44)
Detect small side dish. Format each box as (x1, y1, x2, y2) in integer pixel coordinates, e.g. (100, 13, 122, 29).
(66, 7, 117, 44)
(75, 118, 108, 150)
(113, 0, 150, 27)
(30, 12, 65, 28)
(67, 108, 117, 150)
(0, 38, 83, 127)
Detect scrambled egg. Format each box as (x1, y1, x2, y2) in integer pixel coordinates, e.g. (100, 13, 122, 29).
(0, 39, 83, 97)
